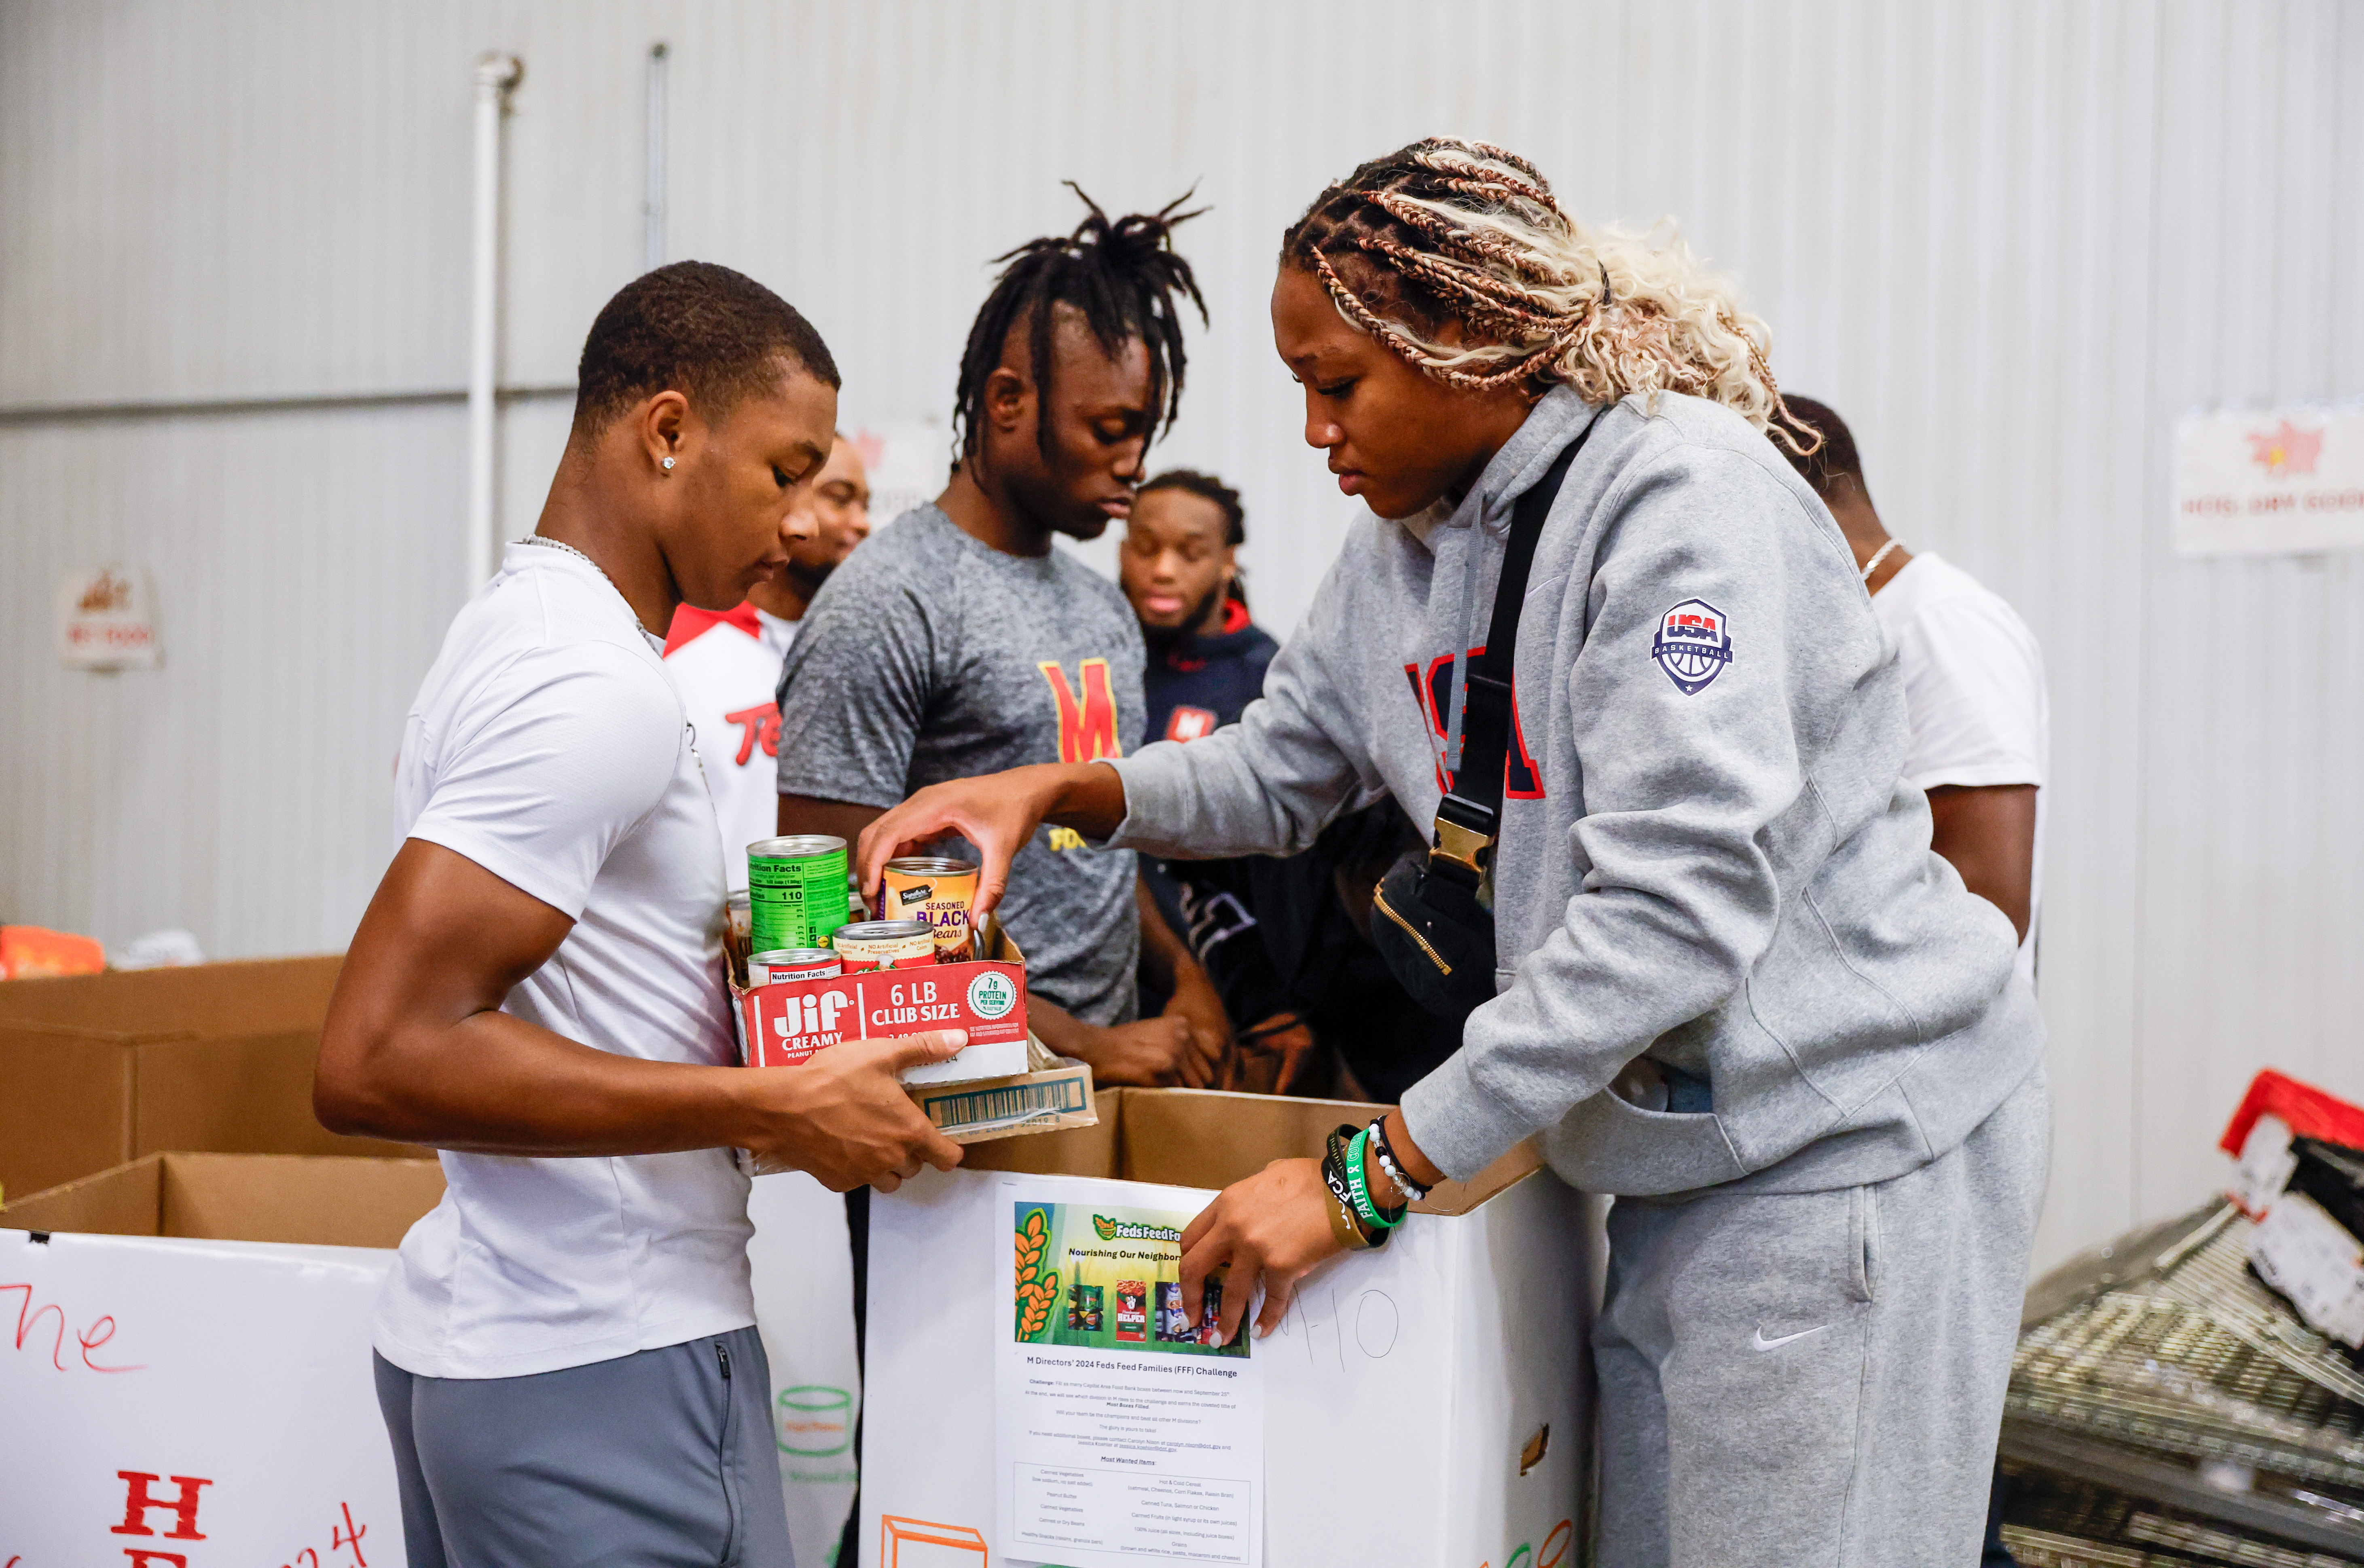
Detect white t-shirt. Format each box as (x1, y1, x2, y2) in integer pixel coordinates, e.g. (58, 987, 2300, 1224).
(374, 540, 752, 1380)
(661, 603, 798, 893)
(1871, 552, 2049, 986)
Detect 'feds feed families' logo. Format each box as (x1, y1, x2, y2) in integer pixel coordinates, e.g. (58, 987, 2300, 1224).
(966, 970, 1018, 1020)
(1651, 598, 1732, 695)
(1090, 1214, 1183, 1243)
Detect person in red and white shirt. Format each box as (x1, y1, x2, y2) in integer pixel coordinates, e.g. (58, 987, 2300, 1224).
(665, 434, 872, 886)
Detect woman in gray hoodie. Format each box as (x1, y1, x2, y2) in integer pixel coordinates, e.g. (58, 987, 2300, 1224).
(860, 139, 2048, 1567)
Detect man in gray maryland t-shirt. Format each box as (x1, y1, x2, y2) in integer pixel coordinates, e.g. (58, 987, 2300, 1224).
(775, 503, 1146, 1024)
(771, 188, 1222, 1100)
(777, 189, 1215, 1568)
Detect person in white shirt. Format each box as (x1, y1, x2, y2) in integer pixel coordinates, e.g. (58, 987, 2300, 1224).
(1780, 396, 2047, 978)
(660, 434, 872, 1557)
(664, 434, 872, 887)
(1781, 395, 2048, 1567)
(316, 261, 964, 1568)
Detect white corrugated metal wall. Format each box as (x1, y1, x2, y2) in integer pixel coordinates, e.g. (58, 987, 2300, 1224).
(1, 0, 2354, 1267)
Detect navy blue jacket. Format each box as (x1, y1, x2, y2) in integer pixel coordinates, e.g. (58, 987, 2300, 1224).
(1141, 599, 1279, 748)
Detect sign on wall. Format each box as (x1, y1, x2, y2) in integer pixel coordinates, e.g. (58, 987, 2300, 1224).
(55, 565, 163, 670)
(2174, 403, 2364, 556)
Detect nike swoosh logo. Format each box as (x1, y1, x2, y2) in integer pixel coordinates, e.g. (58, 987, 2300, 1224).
(1752, 1323, 1831, 1352)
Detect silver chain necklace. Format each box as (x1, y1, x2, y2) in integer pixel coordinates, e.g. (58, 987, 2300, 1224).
(516, 535, 649, 631)
(519, 533, 631, 596)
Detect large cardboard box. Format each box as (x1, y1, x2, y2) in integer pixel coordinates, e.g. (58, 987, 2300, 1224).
(6, 1153, 872, 1568)
(0, 1153, 445, 1565)
(857, 1088, 1596, 1567)
(0, 954, 426, 1201)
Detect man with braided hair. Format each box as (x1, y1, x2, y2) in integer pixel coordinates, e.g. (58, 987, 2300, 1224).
(773, 188, 1216, 1567)
(775, 185, 1219, 1080)
(861, 140, 2049, 1567)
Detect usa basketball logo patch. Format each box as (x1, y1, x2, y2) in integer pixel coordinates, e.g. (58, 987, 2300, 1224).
(1651, 598, 1732, 695)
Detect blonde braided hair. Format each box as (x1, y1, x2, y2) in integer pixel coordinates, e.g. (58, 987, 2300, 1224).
(1282, 138, 1817, 453)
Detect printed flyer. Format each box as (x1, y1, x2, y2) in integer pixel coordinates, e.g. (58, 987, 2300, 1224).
(995, 1177, 1263, 1568)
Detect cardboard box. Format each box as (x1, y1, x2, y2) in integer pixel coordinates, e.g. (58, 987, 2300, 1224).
(740, 917, 1031, 1083)
(912, 1037, 1097, 1146)
(855, 1088, 1596, 1567)
(3, 1152, 882, 1568)
(0, 1152, 445, 1565)
(0, 953, 427, 1202)
(747, 1170, 868, 1566)
(737, 919, 1096, 1148)
(1, 1150, 447, 1247)
(3, 1154, 875, 1568)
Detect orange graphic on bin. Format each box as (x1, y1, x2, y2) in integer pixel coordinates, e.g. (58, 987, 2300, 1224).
(880, 1513, 987, 1565)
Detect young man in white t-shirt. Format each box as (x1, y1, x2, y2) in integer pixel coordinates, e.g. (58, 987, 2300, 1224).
(1782, 395, 2049, 1568)
(317, 262, 964, 1568)
(664, 433, 871, 887)
(1782, 396, 2048, 979)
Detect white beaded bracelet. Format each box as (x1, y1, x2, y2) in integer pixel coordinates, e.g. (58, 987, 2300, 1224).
(1367, 1118, 1431, 1205)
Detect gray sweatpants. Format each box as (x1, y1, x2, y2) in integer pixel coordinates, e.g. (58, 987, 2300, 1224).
(374, 1325, 794, 1568)
(1594, 1065, 2049, 1568)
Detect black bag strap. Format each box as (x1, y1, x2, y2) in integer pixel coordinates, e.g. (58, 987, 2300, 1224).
(1429, 415, 1600, 886)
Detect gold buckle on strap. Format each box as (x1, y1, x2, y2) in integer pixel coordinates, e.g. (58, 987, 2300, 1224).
(1430, 816, 1495, 882)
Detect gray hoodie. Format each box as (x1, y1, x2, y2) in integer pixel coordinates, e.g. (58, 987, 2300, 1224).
(1106, 385, 2042, 1196)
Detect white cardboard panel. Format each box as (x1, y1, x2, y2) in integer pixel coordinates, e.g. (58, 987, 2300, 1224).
(861, 1166, 1592, 1568)
(746, 1169, 863, 1566)
(0, 1228, 407, 1565)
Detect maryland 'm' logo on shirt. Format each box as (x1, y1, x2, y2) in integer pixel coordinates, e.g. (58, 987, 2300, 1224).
(1038, 658, 1125, 764)
(1405, 647, 1545, 799)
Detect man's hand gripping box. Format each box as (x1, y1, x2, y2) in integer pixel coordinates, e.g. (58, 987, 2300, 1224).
(733, 915, 1094, 1146)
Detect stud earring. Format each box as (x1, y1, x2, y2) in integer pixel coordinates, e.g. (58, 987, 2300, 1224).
(661, 456, 676, 470)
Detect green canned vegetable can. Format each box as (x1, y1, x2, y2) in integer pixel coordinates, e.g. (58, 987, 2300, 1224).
(747, 836, 851, 953)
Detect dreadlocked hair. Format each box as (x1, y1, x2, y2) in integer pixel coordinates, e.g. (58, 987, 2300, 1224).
(953, 184, 1208, 465)
(1280, 138, 1817, 454)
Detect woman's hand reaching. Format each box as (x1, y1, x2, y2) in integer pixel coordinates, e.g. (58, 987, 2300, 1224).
(1178, 1156, 1346, 1342)
(856, 761, 1127, 919)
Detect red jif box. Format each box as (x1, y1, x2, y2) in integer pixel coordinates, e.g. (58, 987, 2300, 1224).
(738, 917, 1031, 1085)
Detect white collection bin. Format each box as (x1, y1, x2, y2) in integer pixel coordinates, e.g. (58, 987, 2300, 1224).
(854, 1089, 1597, 1568)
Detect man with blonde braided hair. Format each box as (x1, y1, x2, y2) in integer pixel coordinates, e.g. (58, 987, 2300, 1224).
(859, 139, 2047, 1567)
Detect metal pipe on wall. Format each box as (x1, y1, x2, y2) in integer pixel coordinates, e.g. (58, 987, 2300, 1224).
(644, 43, 669, 272)
(466, 52, 523, 598)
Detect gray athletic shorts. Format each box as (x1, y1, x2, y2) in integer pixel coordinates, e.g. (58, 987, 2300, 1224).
(1594, 1064, 2051, 1568)
(374, 1325, 794, 1568)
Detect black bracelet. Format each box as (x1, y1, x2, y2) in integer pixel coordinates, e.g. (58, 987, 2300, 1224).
(1367, 1116, 1432, 1206)
(1323, 1126, 1389, 1248)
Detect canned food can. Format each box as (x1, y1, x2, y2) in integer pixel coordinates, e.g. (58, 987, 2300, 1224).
(748, 836, 851, 953)
(723, 890, 753, 985)
(879, 856, 982, 957)
(831, 919, 936, 972)
(750, 948, 842, 986)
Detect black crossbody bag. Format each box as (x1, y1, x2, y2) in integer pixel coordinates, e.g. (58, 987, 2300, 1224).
(1370, 423, 1594, 1023)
